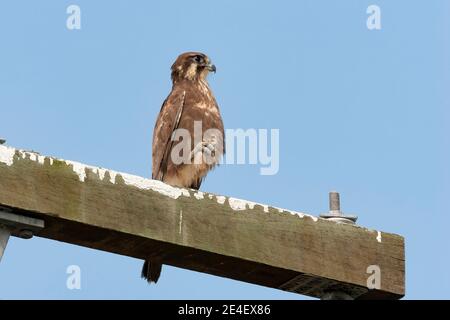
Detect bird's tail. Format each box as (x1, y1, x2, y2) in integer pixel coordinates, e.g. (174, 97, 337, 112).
(141, 259, 162, 284)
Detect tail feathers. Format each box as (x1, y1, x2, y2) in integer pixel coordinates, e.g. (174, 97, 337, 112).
(141, 259, 162, 284)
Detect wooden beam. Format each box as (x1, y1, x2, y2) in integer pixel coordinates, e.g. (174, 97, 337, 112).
(0, 145, 405, 299)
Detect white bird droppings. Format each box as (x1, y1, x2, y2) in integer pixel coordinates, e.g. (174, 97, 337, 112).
(0, 145, 15, 166)
(120, 173, 190, 199)
(194, 192, 204, 200)
(1, 145, 191, 200)
(227, 198, 260, 211)
(65, 160, 88, 182)
(93, 168, 116, 184)
(287, 210, 318, 221)
(2, 145, 324, 221)
(1, 146, 48, 167)
(376, 231, 382, 243)
(216, 196, 226, 205)
(228, 198, 248, 211)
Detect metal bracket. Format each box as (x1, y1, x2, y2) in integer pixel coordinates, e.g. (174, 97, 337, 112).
(0, 227, 9, 263)
(321, 291, 354, 300)
(0, 209, 44, 262)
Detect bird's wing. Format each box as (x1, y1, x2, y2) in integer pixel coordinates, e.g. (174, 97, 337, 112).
(152, 88, 186, 181)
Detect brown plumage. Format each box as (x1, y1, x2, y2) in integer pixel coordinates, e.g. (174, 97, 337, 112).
(141, 52, 225, 284)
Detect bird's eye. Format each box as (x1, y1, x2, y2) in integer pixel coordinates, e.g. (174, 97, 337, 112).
(193, 55, 203, 63)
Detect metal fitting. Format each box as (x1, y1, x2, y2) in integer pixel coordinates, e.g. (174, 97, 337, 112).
(320, 191, 358, 224)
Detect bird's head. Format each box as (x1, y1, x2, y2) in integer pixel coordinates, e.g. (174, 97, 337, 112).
(171, 52, 216, 83)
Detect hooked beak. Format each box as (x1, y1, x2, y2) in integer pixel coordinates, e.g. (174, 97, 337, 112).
(205, 63, 216, 73)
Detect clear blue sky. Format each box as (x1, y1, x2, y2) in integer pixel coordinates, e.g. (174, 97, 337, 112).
(0, 0, 448, 299)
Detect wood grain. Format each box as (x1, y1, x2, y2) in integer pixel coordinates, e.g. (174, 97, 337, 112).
(0, 146, 405, 299)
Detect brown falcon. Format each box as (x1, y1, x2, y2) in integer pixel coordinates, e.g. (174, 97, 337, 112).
(141, 52, 225, 283)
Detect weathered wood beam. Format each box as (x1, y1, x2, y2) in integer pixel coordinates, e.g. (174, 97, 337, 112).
(0, 145, 405, 299)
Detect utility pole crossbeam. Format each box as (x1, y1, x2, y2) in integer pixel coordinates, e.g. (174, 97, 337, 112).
(0, 145, 405, 299)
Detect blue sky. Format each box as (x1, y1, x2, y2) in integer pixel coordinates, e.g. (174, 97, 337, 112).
(0, 0, 449, 299)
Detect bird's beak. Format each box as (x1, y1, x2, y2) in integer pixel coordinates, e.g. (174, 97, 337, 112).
(206, 63, 216, 73)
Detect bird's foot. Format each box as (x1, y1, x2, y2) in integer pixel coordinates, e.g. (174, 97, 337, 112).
(202, 142, 216, 158)
(189, 141, 216, 164)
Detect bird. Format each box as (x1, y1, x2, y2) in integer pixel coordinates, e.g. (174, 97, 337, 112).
(141, 52, 225, 284)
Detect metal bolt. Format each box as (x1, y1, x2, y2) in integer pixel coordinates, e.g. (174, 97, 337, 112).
(18, 229, 34, 239)
(320, 191, 358, 224)
(329, 191, 340, 214)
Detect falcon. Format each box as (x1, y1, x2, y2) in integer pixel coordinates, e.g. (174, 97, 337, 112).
(141, 52, 225, 283)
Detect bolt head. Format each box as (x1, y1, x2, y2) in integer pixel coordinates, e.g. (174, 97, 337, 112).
(18, 229, 33, 239)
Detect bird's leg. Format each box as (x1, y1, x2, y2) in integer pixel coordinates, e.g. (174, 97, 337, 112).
(202, 142, 216, 158)
(205, 135, 218, 155)
(201, 135, 218, 165)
